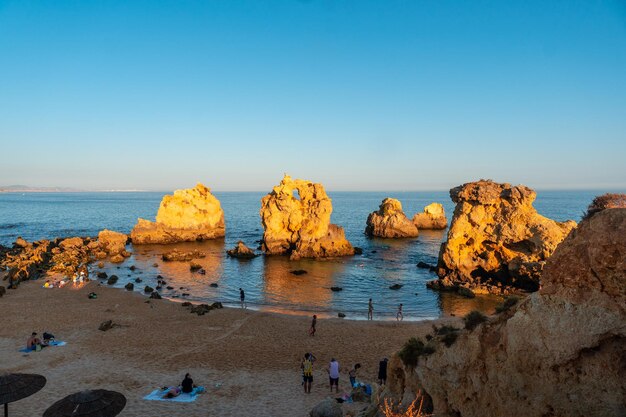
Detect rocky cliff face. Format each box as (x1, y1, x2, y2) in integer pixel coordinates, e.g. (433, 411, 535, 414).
(130, 184, 225, 244)
(412, 203, 447, 230)
(365, 198, 419, 238)
(259, 175, 354, 260)
(387, 208, 626, 417)
(432, 180, 576, 294)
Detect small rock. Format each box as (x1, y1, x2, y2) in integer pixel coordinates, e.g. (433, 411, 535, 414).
(152, 263, 158, 267)
(190, 262, 202, 272)
(157, 275, 163, 279)
(97, 262, 104, 268)
(338, 312, 346, 318)
(129, 265, 136, 271)
(330, 287, 343, 292)
(98, 320, 114, 332)
(290, 270, 307, 276)
(97, 272, 108, 279)
(181, 302, 192, 307)
(166, 286, 174, 290)
(156, 285, 162, 291)
(110, 254, 124, 263)
(354, 247, 363, 255)
(107, 276, 118, 285)
(149, 292, 162, 299)
(125, 283, 134, 291)
(389, 284, 403, 290)
(198, 268, 206, 275)
(190, 304, 211, 315)
(209, 283, 218, 288)
(417, 261, 437, 272)
(135, 278, 143, 283)
(211, 302, 223, 309)
(144, 286, 154, 293)
(182, 293, 190, 297)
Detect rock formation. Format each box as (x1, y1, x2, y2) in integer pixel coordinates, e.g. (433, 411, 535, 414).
(226, 241, 258, 259)
(130, 183, 225, 244)
(385, 208, 626, 417)
(97, 229, 128, 257)
(432, 180, 576, 294)
(259, 175, 354, 260)
(412, 203, 447, 230)
(365, 198, 419, 238)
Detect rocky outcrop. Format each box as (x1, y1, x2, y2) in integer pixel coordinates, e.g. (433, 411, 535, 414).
(432, 181, 576, 294)
(365, 198, 419, 238)
(130, 183, 225, 244)
(227, 241, 258, 259)
(259, 175, 354, 260)
(387, 208, 626, 417)
(97, 229, 128, 256)
(412, 203, 447, 230)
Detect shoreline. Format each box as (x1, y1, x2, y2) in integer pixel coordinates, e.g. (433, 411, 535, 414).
(0, 280, 457, 416)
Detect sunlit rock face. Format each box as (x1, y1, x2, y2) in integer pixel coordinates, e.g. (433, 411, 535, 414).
(259, 175, 354, 260)
(97, 229, 128, 256)
(388, 208, 626, 417)
(130, 184, 225, 244)
(432, 180, 576, 294)
(365, 198, 419, 238)
(412, 203, 447, 230)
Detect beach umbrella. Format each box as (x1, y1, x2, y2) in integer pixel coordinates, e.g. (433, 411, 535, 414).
(0, 373, 47, 417)
(43, 389, 126, 417)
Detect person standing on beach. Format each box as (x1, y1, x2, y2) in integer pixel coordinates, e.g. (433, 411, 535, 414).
(301, 353, 314, 394)
(328, 358, 340, 393)
(349, 363, 361, 387)
(368, 298, 374, 320)
(396, 303, 403, 321)
(309, 314, 317, 336)
(239, 288, 246, 309)
(378, 358, 388, 385)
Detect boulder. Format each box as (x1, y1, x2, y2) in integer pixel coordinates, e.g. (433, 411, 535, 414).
(433, 181, 576, 294)
(260, 175, 354, 260)
(162, 250, 206, 262)
(226, 241, 258, 259)
(149, 291, 162, 299)
(124, 282, 134, 291)
(14, 237, 30, 248)
(130, 183, 225, 244)
(107, 275, 118, 285)
(389, 208, 626, 417)
(189, 262, 203, 272)
(97, 229, 128, 256)
(310, 398, 342, 417)
(365, 198, 419, 238)
(144, 286, 154, 293)
(96, 272, 108, 279)
(412, 203, 447, 229)
(110, 254, 125, 264)
(98, 320, 114, 331)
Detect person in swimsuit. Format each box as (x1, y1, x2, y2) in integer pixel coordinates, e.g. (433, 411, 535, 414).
(239, 288, 246, 309)
(309, 315, 317, 336)
(368, 298, 374, 320)
(396, 303, 403, 321)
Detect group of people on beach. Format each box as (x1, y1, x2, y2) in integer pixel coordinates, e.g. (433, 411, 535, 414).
(26, 331, 55, 351)
(300, 353, 388, 394)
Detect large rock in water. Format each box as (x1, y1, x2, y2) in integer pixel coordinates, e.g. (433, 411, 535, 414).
(432, 180, 576, 294)
(365, 198, 419, 238)
(130, 183, 225, 244)
(97, 229, 128, 256)
(412, 203, 447, 230)
(226, 241, 257, 259)
(388, 208, 626, 417)
(260, 175, 354, 260)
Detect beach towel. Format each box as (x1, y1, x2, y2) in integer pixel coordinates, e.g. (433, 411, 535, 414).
(19, 341, 67, 353)
(143, 387, 205, 403)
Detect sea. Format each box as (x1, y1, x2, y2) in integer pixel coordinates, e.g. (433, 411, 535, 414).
(0, 190, 602, 320)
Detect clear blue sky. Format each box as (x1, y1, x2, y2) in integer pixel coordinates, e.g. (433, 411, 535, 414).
(1, 0, 625, 191)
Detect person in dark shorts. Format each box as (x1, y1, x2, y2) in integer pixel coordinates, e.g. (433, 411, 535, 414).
(328, 358, 340, 393)
(301, 353, 314, 393)
(239, 288, 246, 308)
(378, 358, 388, 385)
(309, 314, 317, 336)
(368, 298, 373, 320)
(181, 373, 194, 394)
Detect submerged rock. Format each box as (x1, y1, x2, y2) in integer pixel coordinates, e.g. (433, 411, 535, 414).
(433, 180, 576, 294)
(365, 198, 419, 238)
(260, 175, 354, 260)
(130, 183, 225, 244)
(226, 241, 258, 259)
(290, 269, 307, 276)
(413, 203, 448, 230)
(161, 250, 206, 262)
(386, 208, 626, 417)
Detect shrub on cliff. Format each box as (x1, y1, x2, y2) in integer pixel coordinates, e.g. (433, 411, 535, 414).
(398, 338, 435, 367)
(495, 295, 520, 314)
(583, 193, 626, 220)
(463, 310, 487, 331)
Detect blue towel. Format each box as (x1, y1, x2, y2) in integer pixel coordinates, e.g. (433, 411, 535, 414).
(143, 387, 205, 403)
(19, 341, 67, 353)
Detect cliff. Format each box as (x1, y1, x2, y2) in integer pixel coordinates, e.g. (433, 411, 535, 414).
(365, 198, 419, 238)
(130, 183, 225, 244)
(259, 175, 354, 260)
(432, 180, 576, 294)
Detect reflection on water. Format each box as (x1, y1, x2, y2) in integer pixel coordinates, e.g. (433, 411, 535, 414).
(437, 292, 503, 317)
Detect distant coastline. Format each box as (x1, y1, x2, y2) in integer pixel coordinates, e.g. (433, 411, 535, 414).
(0, 186, 146, 193)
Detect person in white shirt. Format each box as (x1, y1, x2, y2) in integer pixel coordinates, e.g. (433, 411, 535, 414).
(327, 358, 340, 393)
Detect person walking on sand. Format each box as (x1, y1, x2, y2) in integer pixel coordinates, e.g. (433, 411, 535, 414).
(328, 358, 340, 393)
(301, 353, 314, 394)
(396, 303, 403, 321)
(368, 298, 374, 320)
(309, 314, 317, 336)
(239, 288, 246, 309)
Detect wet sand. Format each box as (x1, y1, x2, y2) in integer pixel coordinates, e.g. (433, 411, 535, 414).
(0, 280, 459, 416)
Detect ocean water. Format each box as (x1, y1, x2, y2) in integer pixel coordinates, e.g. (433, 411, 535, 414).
(0, 190, 600, 320)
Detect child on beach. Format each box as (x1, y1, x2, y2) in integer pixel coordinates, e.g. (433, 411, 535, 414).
(349, 363, 361, 387)
(309, 315, 317, 336)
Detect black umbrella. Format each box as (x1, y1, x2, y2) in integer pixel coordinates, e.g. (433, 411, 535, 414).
(43, 389, 126, 417)
(0, 373, 47, 417)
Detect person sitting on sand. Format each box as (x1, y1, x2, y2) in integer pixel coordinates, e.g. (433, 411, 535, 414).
(328, 358, 340, 393)
(163, 386, 181, 398)
(26, 332, 46, 350)
(349, 363, 361, 387)
(309, 315, 317, 336)
(181, 373, 194, 394)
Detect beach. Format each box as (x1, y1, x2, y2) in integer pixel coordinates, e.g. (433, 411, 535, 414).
(0, 281, 456, 416)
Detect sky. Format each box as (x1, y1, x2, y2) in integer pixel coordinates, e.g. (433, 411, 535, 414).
(0, 0, 625, 192)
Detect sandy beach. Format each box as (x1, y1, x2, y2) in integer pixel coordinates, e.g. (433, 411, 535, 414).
(0, 280, 456, 416)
